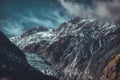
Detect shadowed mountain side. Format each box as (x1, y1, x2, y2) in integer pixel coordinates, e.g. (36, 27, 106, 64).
(0, 31, 59, 80)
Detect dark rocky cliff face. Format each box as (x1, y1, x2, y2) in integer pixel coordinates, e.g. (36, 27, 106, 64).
(23, 40, 49, 53)
(43, 24, 120, 80)
(0, 31, 59, 80)
(10, 17, 120, 80)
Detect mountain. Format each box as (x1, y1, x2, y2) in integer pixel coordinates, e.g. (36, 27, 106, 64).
(0, 31, 59, 80)
(10, 17, 120, 80)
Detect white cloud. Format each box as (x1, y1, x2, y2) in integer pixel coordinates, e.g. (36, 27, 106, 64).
(93, 2, 111, 19)
(58, 0, 93, 17)
(1, 19, 24, 36)
(25, 10, 69, 28)
(0, 9, 70, 36)
(59, 0, 81, 16)
(59, 0, 120, 21)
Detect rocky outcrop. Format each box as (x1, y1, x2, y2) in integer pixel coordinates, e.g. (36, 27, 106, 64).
(0, 31, 59, 80)
(101, 54, 120, 80)
(23, 40, 49, 53)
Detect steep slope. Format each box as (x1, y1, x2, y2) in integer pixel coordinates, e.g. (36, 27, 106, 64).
(0, 31, 59, 80)
(10, 17, 120, 80)
(101, 54, 120, 80)
(44, 24, 120, 80)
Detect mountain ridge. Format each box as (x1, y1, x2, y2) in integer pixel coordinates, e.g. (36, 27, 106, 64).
(10, 17, 120, 80)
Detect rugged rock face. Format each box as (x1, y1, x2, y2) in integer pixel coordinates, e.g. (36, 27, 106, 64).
(23, 40, 49, 53)
(0, 31, 59, 80)
(44, 26, 120, 80)
(10, 17, 120, 80)
(101, 54, 120, 80)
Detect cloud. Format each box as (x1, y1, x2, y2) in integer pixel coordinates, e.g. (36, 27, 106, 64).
(26, 10, 69, 28)
(0, 9, 70, 37)
(93, 0, 120, 21)
(93, 1, 111, 19)
(0, 0, 72, 37)
(58, 0, 93, 17)
(59, 0, 81, 16)
(0, 18, 24, 36)
(106, 0, 120, 20)
(59, 0, 120, 21)
(58, 0, 110, 18)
